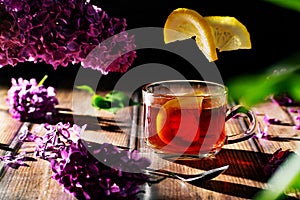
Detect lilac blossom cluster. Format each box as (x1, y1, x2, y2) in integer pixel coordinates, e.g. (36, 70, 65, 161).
(18, 122, 151, 199)
(6, 77, 58, 121)
(0, 0, 136, 74)
(264, 148, 295, 177)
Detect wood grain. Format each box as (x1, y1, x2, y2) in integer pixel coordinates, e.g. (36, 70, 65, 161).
(0, 88, 299, 200)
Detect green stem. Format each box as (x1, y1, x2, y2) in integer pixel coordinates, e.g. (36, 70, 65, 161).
(38, 75, 48, 86)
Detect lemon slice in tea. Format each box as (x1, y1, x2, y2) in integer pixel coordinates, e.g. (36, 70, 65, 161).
(156, 95, 203, 145)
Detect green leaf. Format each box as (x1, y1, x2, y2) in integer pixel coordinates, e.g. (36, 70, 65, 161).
(227, 66, 300, 107)
(287, 75, 300, 102)
(264, 0, 300, 13)
(104, 90, 130, 102)
(91, 95, 110, 109)
(289, 172, 300, 191)
(104, 90, 141, 113)
(76, 85, 96, 95)
(76, 86, 140, 113)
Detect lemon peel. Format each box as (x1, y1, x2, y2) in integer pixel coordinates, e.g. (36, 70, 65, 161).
(164, 8, 251, 62)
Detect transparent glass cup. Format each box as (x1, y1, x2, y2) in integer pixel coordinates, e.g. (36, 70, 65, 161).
(142, 80, 257, 159)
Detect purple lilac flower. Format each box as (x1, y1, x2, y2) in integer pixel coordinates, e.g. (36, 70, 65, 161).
(0, 0, 136, 73)
(51, 140, 151, 199)
(25, 122, 151, 199)
(6, 77, 58, 121)
(264, 148, 295, 177)
(32, 122, 83, 159)
(82, 32, 137, 74)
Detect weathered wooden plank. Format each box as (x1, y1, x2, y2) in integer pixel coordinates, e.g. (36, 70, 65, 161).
(0, 158, 75, 200)
(1, 87, 299, 200)
(251, 101, 300, 154)
(0, 88, 74, 199)
(0, 121, 76, 200)
(0, 87, 29, 178)
(0, 87, 23, 147)
(0, 89, 135, 200)
(0, 111, 23, 146)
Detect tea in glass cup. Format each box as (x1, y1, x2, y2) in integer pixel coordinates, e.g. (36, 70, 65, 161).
(142, 80, 256, 158)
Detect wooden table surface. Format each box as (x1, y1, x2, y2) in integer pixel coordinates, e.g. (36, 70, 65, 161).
(0, 87, 300, 200)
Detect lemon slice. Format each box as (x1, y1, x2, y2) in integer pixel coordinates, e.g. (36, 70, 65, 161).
(163, 8, 251, 61)
(156, 95, 203, 145)
(164, 8, 217, 62)
(204, 16, 251, 52)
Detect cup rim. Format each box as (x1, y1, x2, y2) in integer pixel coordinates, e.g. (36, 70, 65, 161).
(142, 80, 227, 98)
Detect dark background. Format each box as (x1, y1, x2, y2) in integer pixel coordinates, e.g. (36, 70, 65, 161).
(1, 0, 300, 89)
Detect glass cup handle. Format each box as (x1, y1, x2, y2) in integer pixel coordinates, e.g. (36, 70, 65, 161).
(225, 105, 257, 144)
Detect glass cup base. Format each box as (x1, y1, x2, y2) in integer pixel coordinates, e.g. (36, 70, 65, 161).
(143, 141, 224, 160)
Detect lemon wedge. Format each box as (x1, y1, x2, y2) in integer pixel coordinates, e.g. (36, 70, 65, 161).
(164, 8, 251, 61)
(164, 8, 217, 62)
(204, 16, 251, 52)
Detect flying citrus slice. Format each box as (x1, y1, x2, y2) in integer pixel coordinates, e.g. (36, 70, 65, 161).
(156, 95, 203, 145)
(164, 8, 217, 62)
(163, 8, 251, 61)
(204, 16, 251, 52)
